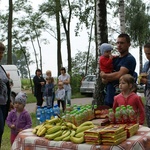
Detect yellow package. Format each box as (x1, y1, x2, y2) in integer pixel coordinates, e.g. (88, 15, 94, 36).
(100, 124, 125, 135)
(102, 130, 127, 140)
(102, 136, 127, 146)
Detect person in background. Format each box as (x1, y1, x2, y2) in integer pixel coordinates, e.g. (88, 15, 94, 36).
(46, 70, 55, 107)
(100, 33, 136, 108)
(55, 81, 66, 112)
(113, 74, 145, 125)
(0, 42, 11, 147)
(43, 76, 54, 108)
(139, 43, 150, 127)
(6, 92, 32, 145)
(33, 69, 46, 108)
(58, 67, 71, 106)
(7, 73, 13, 88)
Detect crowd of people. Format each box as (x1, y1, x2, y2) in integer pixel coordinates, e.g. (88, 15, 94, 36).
(0, 33, 150, 147)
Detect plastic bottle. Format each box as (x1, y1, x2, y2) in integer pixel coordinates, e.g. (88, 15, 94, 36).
(121, 107, 128, 123)
(56, 104, 60, 116)
(45, 107, 50, 120)
(36, 106, 41, 125)
(128, 106, 137, 123)
(108, 108, 115, 124)
(53, 105, 58, 118)
(40, 108, 46, 123)
(115, 107, 122, 124)
(50, 108, 54, 119)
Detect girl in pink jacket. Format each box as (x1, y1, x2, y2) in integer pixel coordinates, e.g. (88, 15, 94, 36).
(113, 74, 145, 125)
(6, 92, 32, 145)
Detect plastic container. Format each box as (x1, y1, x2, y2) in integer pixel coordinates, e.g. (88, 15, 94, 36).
(40, 108, 46, 123)
(108, 108, 115, 124)
(121, 107, 128, 123)
(128, 106, 137, 123)
(36, 106, 41, 125)
(115, 107, 121, 124)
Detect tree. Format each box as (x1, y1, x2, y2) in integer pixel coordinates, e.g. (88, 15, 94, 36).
(119, 0, 125, 33)
(7, 0, 13, 64)
(125, 0, 150, 73)
(94, 0, 108, 106)
(71, 51, 96, 75)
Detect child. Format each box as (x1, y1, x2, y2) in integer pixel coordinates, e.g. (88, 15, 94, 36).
(139, 43, 150, 127)
(55, 81, 65, 112)
(46, 70, 55, 107)
(6, 92, 32, 145)
(113, 74, 145, 125)
(43, 76, 54, 107)
(99, 43, 114, 74)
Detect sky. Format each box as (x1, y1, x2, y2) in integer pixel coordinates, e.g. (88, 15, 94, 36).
(0, 0, 149, 77)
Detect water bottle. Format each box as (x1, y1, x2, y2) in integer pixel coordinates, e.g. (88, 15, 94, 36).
(53, 105, 58, 118)
(108, 108, 115, 124)
(40, 108, 46, 123)
(50, 108, 54, 119)
(45, 107, 50, 120)
(56, 104, 60, 116)
(36, 106, 41, 125)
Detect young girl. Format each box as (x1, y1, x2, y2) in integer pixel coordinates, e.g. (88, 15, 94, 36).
(113, 74, 145, 125)
(6, 92, 32, 145)
(55, 81, 65, 112)
(43, 76, 54, 108)
(46, 70, 55, 107)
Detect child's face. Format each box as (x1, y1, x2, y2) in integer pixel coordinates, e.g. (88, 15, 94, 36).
(119, 79, 132, 92)
(58, 84, 63, 89)
(46, 72, 51, 77)
(144, 47, 150, 60)
(103, 50, 111, 57)
(14, 102, 24, 112)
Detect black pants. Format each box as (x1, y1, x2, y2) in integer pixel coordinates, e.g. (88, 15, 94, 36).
(0, 105, 7, 147)
(57, 100, 65, 112)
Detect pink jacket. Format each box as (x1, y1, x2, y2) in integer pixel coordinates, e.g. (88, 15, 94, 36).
(113, 92, 145, 125)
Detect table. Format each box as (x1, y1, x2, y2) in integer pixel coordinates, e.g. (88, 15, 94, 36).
(11, 125, 150, 150)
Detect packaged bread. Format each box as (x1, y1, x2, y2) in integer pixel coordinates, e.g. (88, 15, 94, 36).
(125, 123, 139, 137)
(100, 124, 125, 135)
(84, 126, 105, 136)
(102, 136, 127, 146)
(102, 130, 127, 140)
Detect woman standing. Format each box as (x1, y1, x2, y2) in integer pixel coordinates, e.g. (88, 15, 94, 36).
(58, 67, 71, 106)
(33, 69, 46, 108)
(0, 42, 11, 147)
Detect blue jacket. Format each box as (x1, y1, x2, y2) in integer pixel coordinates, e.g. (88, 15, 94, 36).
(142, 61, 150, 89)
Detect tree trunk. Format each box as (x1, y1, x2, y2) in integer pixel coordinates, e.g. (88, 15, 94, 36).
(139, 45, 143, 74)
(94, 0, 108, 106)
(7, 0, 13, 64)
(55, 0, 62, 77)
(119, 0, 125, 33)
(60, 0, 72, 73)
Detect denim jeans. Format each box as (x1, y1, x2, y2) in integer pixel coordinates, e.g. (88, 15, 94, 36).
(104, 83, 115, 108)
(65, 90, 71, 105)
(44, 96, 53, 108)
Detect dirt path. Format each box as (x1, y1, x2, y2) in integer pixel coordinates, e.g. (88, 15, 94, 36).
(25, 97, 93, 113)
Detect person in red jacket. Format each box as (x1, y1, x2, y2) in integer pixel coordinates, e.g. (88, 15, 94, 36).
(113, 74, 145, 125)
(99, 43, 114, 74)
